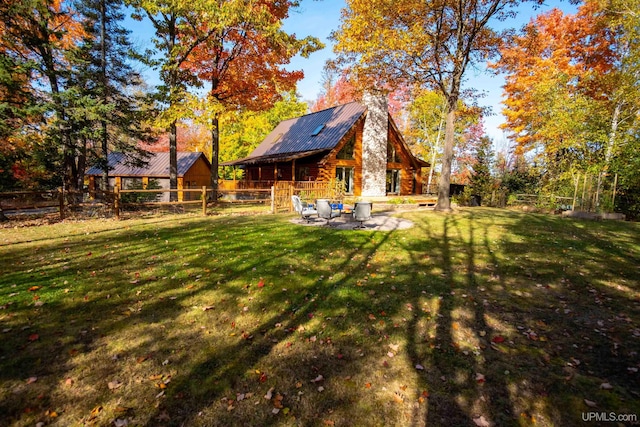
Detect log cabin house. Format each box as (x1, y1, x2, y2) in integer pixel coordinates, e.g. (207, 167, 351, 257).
(222, 95, 430, 197)
(86, 151, 211, 201)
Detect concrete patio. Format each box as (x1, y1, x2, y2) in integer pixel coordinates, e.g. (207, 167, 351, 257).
(290, 211, 415, 231)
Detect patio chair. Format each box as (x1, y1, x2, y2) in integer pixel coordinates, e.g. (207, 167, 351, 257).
(291, 195, 317, 222)
(353, 202, 372, 229)
(316, 199, 341, 225)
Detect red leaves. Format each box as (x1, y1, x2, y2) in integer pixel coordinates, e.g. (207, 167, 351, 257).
(28, 333, 39, 342)
(491, 335, 505, 344)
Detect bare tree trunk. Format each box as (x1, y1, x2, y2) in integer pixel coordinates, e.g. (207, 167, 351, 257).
(435, 105, 455, 212)
(210, 115, 219, 202)
(169, 121, 178, 202)
(426, 113, 444, 194)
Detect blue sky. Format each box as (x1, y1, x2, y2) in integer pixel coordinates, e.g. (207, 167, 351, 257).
(281, 0, 577, 147)
(125, 0, 577, 147)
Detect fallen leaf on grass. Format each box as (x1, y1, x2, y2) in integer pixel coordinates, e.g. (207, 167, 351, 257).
(600, 382, 613, 390)
(491, 336, 505, 343)
(475, 373, 486, 384)
(29, 286, 41, 292)
(108, 380, 123, 390)
(584, 399, 597, 408)
(310, 375, 324, 383)
(28, 333, 39, 342)
(389, 343, 399, 352)
(202, 306, 215, 311)
(317, 386, 325, 392)
(473, 415, 491, 426)
(136, 354, 151, 363)
(87, 405, 102, 421)
(415, 364, 424, 370)
(364, 383, 372, 389)
(257, 279, 265, 288)
(273, 393, 284, 408)
(26, 377, 38, 384)
(264, 387, 275, 400)
(113, 419, 129, 427)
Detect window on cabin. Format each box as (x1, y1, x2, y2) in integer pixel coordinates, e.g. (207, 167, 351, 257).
(296, 166, 311, 181)
(311, 124, 325, 136)
(387, 142, 400, 163)
(386, 169, 401, 194)
(336, 135, 355, 160)
(336, 167, 354, 195)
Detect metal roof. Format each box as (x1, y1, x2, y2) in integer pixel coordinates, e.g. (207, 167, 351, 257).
(85, 152, 210, 177)
(222, 102, 366, 166)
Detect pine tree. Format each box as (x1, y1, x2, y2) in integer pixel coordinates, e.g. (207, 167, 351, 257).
(469, 136, 494, 206)
(74, 0, 154, 192)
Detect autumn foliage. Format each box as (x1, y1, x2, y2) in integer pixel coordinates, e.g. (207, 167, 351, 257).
(494, 2, 618, 154)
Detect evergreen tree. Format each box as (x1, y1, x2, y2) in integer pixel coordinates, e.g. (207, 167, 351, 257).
(74, 0, 154, 192)
(469, 136, 494, 206)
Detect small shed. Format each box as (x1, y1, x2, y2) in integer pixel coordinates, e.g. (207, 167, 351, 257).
(86, 152, 211, 201)
(222, 95, 429, 197)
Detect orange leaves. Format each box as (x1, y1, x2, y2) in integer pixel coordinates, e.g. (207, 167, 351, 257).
(493, 2, 620, 153)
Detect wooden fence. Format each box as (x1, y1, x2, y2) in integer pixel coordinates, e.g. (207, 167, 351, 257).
(271, 180, 345, 213)
(0, 181, 343, 220)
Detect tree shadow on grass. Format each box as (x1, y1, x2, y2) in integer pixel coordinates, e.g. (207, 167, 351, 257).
(1, 209, 638, 426)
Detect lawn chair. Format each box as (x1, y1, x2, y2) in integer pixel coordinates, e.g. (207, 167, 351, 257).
(353, 202, 372, 229)
(291, 195, 317, 222)
(316, 199, 341, 225)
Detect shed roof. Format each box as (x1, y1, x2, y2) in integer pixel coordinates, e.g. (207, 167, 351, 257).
(222, 102, 366, 166)
(86, 152, 210, 177)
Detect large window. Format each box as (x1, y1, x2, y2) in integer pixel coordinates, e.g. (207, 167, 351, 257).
(386, 169, 401, 194)
(336, 167, 354, 195)
(337, 135, 355, 160)
(387, 142, 400, 163)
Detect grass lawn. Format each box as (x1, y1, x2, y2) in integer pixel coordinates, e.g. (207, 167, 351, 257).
(1, 208, 639, 427)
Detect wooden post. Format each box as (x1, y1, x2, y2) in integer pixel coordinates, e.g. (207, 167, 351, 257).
(202, 186, 207, 216)
(88, 176, 95, 200)
(59, 187, 65, 220)
(177, 177, 184, 202)
(271, 186, 275, 214)
(289, 182, 294, 212)
(292, 159, 296, 182)
(114, 185, 120, 220)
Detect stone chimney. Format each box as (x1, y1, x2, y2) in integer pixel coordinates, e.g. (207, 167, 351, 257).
(361, 92, 388, 197)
